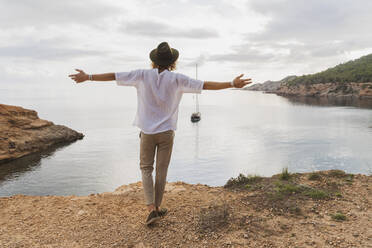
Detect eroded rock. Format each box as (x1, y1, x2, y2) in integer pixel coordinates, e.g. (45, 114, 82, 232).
(275, 82, 372, 98)
(0, 104, 84, 164)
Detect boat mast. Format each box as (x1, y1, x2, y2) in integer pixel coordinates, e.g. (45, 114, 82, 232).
(195, 63, 199, 113)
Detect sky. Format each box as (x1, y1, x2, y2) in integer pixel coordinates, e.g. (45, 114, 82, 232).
(1, 0, 372, 84)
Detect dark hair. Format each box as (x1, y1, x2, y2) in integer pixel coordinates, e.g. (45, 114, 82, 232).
(151, 61, 177, 71)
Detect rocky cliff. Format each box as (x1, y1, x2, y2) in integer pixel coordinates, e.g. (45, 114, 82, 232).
(276, 82, 372, 98)
(0, 104, 83, 164)
(245, 81, 281, 92)
(271, 53, 372, 98)
(245, 75, 297, 92)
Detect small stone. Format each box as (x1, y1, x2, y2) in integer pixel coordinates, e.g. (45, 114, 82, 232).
(77, 210, 86, 216)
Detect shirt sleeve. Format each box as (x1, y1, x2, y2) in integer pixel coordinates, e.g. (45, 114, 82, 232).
(177, 73, 204, 94)
(115, 69, 143, 87)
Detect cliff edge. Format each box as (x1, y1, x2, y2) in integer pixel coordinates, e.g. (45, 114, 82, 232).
(0, 104, 84, 164)
(0, 170, 370, 247)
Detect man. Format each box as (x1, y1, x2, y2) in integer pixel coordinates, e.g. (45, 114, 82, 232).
(69, 42, 251, 225)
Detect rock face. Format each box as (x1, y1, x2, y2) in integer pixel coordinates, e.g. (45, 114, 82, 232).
(245, 81, 282, 92)
(0, 104, 83, 164)
(276, 82, 372, 98)
(245, 75, 297, 92)
(245, 74, 372, 99)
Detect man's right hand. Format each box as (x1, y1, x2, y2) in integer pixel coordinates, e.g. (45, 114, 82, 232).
(203, 74, 252, 90)
(232, 74, 252, 88)
(69, 69, 88, 83)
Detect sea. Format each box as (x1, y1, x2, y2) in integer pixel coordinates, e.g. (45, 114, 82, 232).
(1, 81, 372, 196)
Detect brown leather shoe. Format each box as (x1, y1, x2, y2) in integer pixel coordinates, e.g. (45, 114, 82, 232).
(157, 208, 168, 218)
(145, 210, 160, 225)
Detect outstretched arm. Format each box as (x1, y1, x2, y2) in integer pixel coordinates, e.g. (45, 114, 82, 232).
(203, 74, 252, 90)
(68, 69, 115, 83)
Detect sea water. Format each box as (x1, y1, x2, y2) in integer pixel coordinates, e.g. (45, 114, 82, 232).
(1, 81, 372, 196)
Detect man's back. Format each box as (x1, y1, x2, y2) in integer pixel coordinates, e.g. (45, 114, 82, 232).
(115, 68, 204, 134)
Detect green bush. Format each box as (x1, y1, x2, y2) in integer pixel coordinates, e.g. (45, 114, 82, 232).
(304, 189, 329, 199)
(224, 174, 262, 188)
(328, 170, 346, 177)
(274, 182, 302, 195)
(308, 172, 322, 181)
(279, 167, 291, 180)
(331, 212, 347, 221)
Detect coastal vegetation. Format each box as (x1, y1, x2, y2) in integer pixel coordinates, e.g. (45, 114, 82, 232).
(246, 53, 372, 99)
(224, 173, 263, 188)
(331, 212, 347, 221)
(279, 167, 291, 180)
(287, 54, 372, 86)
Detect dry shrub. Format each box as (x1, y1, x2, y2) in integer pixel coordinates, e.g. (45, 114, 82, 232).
(224, 174, 263, 188)
(328, 170, 346, 178)
(196, 202, 231, 234)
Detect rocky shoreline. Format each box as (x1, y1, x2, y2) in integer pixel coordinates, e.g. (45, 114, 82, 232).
(0, 170, 370, 247)
(245, 79, 372, 99)
(244, 76, 297, 93)
(0, 104, 84, 164)
(274, 82, 372, 98)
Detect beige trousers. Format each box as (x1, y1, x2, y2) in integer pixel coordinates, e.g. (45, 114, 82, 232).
(139, 130, 175, 207)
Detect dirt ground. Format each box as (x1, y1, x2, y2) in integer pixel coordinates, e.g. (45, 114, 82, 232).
(0, 170, 370, 248)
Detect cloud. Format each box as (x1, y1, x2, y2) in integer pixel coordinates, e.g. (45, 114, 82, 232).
(210, 45, 277, 63)
(182, 54, 209, 67)
(248, 0, 372, 40)
(209, 0, 372, 70)
(0, 39, 105, 60)
(1, 0, 371, 83)
(246, 0, 372, 55)
(0, 0, 122, 28)
(123, 20, 219, 39)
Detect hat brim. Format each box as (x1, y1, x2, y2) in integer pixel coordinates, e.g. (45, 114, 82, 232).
(149, 48, 179, 66)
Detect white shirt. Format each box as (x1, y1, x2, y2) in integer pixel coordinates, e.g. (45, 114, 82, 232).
(115, 68, 204, 134)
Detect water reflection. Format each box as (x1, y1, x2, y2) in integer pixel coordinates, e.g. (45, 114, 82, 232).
(0, 142, 75, 184)
(285, 96, 372, 109)
(193, 122, 200, 159)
